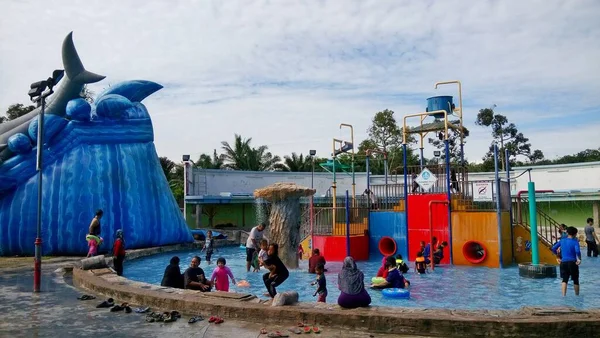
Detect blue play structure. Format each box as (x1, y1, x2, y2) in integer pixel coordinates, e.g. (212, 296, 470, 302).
(0, 33, 193, 255)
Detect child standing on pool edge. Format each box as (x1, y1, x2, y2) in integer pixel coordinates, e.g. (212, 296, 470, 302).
(312, 263, 327, 303)
(551, 226, 582, 296)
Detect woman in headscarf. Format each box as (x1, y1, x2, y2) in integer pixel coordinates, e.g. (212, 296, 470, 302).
(161, 256, 184, 289)
(112, 229, 126, 276)
(337, 256, 371, 309)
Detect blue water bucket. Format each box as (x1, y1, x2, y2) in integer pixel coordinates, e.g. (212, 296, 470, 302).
(426, 96, 454, 119)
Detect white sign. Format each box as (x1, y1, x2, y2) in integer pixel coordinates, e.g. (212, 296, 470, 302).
(473, 181, 493, 202)
(415, 168, 437, 192)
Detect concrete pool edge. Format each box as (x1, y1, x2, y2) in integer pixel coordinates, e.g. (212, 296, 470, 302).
(73, 268, 600, 338)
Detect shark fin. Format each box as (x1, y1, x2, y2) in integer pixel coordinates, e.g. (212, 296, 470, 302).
(62, 32, 105, 84)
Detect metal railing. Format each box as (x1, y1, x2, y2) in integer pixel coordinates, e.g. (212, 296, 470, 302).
(450, 180, 503, 211)
(313, 206, 369, 236)
(512, 197, 562, 247)
(402, 164, 469, 195)
(364, 184, 404, 211)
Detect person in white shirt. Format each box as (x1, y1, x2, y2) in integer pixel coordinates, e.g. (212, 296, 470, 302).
(246, 222, 266, 272)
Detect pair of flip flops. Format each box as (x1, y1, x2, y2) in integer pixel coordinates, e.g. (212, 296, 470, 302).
(296, 323, 321, 334)
(110, 302, 132, 313)
(96, 298, 114, 308)
(188, 315, 204, 324)
(145, 311, 180, 323)
(266, 332, 289, 337)
(208, 316, 224, 324)
(77, 294, 96, 301)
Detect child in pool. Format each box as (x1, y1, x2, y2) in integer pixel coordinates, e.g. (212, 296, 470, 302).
(210, 257, 236, 292)
(251, 251, 260, 272)
(376, 256, 390, 278)
(395, 254, 409, 274)
(371, 256, 410, 289)
(311, 263, 327, 303)
(258, 239, 269, 269)
(415, 252, 428, 274)
(201, 230, 215, 265)
(298, 244, 305, 260)
(86, 235, 103, 257)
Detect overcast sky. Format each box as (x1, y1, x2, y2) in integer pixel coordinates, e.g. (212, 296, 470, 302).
(1, 0, 599, 164)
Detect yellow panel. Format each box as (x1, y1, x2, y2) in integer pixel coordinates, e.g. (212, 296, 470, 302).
(451, 211, 500, 268)
(513, 225, 558, 265)
(299, 235, 312, 259)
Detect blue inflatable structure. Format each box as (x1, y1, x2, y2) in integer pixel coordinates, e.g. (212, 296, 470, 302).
(0, 33, 193, 255)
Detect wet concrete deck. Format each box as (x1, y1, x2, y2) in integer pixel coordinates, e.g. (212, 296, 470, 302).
(0, 267, 416, 338)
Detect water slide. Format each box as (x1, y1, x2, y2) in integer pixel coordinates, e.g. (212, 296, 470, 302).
(0, 33, 192, 256)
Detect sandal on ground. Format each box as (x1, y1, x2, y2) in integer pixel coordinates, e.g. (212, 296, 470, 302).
(163, 312, 175, 323)
(96, 298, 114, 308)
(125, 305, 132, 313)
(77, 294, 96, 301)
(188, 316, 203, 324)
(287, 327, 302, 334)
(170, 311, 181, 319)
(260, 328, 268, 334)
(214, 317, 224, 324)
(110, 305, 124, 312)
(145, 314, 155, 323)
(267, 332, 289, 338)
(297, 322, 306, 327)
(134, 307, 150, 313)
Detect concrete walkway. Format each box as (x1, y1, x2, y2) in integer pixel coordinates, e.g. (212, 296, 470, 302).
(0, 267, 425, 338)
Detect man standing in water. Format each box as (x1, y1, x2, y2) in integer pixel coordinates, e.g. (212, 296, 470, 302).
(246, 222, 266, 272)
(584, 218, 599, 257)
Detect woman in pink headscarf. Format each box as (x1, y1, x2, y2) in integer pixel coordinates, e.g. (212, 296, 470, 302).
(376, 256, 389, 278)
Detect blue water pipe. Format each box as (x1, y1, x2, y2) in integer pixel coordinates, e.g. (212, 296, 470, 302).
(529, 181, 539, 265)
(444, 139, 453, 264)
(494, 144, 503, 268)
(345, 190, 350, 257)
(402, 143, 409, 254)
(505, 149, 515, 263)
(419, 148, 424, 168)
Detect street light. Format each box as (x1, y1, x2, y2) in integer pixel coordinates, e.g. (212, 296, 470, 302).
(309, 150, 316, 189)
(182, 155, 192, 221)
(29, 69, 64, 293)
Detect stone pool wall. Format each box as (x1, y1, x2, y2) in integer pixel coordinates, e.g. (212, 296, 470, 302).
(73, 267, 600, 337)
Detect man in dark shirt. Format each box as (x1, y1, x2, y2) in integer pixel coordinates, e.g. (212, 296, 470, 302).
(183, 256, 212, 291)
(308, 248, 326, 273)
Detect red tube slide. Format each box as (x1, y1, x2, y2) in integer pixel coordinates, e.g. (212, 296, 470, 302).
(463, 241, 487, 264)
(378, 236, 397, 256)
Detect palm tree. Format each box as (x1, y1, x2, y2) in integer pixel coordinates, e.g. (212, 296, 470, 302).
(195, 149, 224, 169)
(221, 134, 252, 170)
(279, 152, 311, 172)
(221, 134, 281, 171)
(159, 156, 176, 180)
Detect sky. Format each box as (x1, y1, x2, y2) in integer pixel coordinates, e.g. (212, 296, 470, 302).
(1, 0, 599, 164)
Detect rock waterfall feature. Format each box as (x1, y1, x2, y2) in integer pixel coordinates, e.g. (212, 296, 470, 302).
(254, 183, 315, 269)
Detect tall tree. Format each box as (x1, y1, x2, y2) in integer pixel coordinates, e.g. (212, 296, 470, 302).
(476, 107, 544, 169)
(279, 152, 312, 172)
(2, 103, 36, 123)
(427, 120, 470, 164)
(221, 134, 281, 171)
(159, 156, 176, 180)
(80, 85, 95, 103)
(367, 109, 402, 153)
(195, 149, 224, 169)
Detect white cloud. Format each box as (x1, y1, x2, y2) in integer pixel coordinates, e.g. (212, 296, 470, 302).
(0, 0, 598, 164)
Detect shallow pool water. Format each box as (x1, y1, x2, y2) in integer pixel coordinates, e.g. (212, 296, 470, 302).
(125, 246, 600, 310)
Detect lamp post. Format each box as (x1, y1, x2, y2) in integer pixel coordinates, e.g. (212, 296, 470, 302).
(340, 124, 355, 207)
(309, 150, 316, 189)
(182, 154, 191, 222)
(28, 69, 65, 293)
(309, 150, 316, 241)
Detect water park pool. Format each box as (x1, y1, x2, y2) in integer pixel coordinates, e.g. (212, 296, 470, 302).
(125, 246, 600, 310)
